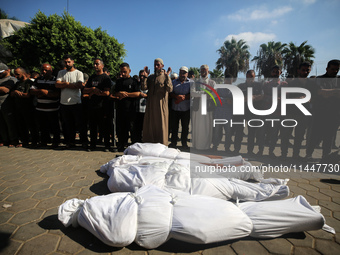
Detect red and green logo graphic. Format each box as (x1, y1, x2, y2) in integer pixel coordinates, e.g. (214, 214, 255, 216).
(198, 82, 223, 107)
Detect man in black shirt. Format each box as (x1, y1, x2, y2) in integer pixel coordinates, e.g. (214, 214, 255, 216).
(306, 59, 340, 160)
(280, 62, 313, 159)
(12, 67, 39, 147)
(114, 63, 140, 152)
(83, 58, 112, 151)
(233, 70, 264, 155)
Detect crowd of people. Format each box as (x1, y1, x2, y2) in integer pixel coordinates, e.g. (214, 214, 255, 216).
(206, 60, 340, 161)
(0, 56, 339, 160)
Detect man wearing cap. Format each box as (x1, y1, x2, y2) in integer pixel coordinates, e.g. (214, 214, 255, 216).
(0, 63, 19, 147)
(191, 64, 216, 150)
(142, 58, 173, 145)
(169, 66, 191, 149)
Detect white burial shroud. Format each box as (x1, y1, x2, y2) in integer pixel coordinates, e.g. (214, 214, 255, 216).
(58, 185, 326, 248)
(58, 143, 333, 248)
(100, 143, 290, 201)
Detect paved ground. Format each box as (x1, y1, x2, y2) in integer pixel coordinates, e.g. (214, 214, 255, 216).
(1, 135, 340, 255)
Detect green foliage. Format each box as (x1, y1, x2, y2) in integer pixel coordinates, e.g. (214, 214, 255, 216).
(209, 68, 224, 78)
(209, 68, 224, 83)
(1, 11, 125, 75)
(216, 38, 250, 79)
(188, 67, 200, 78)
(252, 41, 286, 78)
(282, 41, 315, 78)
(0, 8, 19, 20)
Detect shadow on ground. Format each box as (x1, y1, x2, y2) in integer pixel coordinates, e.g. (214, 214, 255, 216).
(38, 214, 309, 253)
(88, 170, 111, 195)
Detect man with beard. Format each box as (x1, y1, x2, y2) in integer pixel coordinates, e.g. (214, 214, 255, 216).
(191, 65, 216, 150)
(83, 58, 112, 151)
(30, 63, 61, 148)
(280, 62, 313, 159)
(306, 59, 340, 160)
(169, 66, 191, 149)
(142, 58, 173, 145)
(12, 67, 39, 147)
(56, 54, 86, 149)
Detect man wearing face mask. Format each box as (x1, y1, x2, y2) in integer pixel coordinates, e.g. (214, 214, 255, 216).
(141, 58, 173, 145)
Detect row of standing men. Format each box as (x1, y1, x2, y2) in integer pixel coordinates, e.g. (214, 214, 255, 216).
(0, 57, 339, 160)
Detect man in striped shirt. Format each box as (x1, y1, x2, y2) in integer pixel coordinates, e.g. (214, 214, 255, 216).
(30, 63, 61, 148)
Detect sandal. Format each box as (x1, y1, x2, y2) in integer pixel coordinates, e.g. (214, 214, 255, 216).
(15, 144, 23, 148)
(8, 144, 15, 148)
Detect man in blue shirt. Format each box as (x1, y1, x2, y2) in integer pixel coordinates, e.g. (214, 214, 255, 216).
(169, 66, 191, 149)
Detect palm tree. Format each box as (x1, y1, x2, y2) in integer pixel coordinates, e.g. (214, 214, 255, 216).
(252, 41, 286, 78)
(188, 67, 200, 78)
(209, 68, 224, 83)
(216, 38, 250, 80)
(282, 41, 315, 77)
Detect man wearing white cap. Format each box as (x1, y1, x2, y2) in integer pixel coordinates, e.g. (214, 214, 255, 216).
(142, 58, 173, 145)
(191, 64, 216, 150)
(169, 66, 191, 149)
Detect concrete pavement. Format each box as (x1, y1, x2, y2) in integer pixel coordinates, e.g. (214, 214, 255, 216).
(0, 138, 340, 255)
